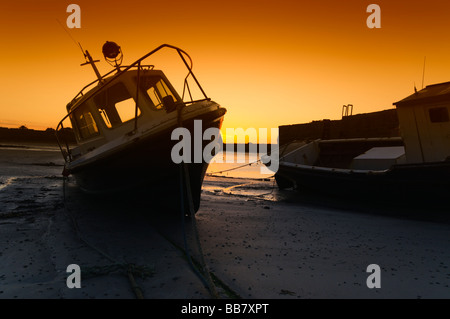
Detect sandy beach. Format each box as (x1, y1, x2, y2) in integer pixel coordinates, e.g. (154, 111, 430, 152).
(0, 145, 449, 300)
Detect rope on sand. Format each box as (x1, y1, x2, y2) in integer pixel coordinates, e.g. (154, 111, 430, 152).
(205, 141, 295, 178)
(177, 105, 219, 299)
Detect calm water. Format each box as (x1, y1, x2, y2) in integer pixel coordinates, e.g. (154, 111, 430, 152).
(206, 152, 275, 179)
(0, 144, 273, 181)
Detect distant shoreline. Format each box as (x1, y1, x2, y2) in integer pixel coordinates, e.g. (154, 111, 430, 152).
(0, 127, 63, 145)
(0, 127, 275, 152)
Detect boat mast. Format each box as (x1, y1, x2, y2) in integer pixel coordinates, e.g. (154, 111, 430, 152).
(80, 47, 103, 83)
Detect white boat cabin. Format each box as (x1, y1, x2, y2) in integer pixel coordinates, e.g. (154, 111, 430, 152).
(66, 69, 182, 158)
(394, 82, 450, 164)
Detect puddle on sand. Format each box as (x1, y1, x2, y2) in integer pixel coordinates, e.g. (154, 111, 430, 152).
(0, 177, 17, 191)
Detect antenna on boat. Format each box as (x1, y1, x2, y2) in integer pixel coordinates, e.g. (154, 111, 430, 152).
(56, 19, 103, 83)
(56, 19, 83, 56)
(422, 56, 426, 89)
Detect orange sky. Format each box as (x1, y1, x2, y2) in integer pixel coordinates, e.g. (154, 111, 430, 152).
(2, 0, 450, 142)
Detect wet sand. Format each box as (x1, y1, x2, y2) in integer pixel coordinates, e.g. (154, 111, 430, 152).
(0, 145, 449, 299)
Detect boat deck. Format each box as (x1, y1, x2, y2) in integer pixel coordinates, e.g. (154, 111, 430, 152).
(315, 138, 404, 169)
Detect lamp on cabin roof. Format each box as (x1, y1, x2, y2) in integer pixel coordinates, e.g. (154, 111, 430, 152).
(102, 41, 123, 69)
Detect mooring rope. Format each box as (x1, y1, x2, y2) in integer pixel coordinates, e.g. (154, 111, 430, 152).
(206, 159, 263, 176)
(177, 104, 219, 299)
(205, 140, 295, 177)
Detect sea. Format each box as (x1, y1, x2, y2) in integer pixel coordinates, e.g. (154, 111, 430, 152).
(206, 151, 275, 179)
(203, 151, 282, 201)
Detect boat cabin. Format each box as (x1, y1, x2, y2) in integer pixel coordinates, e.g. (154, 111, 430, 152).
(65, 69, 182, 158)
(394, 82, 450, 164)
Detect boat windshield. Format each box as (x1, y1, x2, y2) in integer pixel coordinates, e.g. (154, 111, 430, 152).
(138, 76, 178, 110)
(94, 82, 141, 128)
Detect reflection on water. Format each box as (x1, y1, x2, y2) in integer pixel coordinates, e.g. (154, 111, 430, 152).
(0, 143, 61, 152)
(0, 176, 16, 191)
(204, 152, 288, 202)
(206, 152, 274, 179)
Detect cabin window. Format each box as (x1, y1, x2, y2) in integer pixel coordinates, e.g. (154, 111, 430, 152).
(148, 86, 164, 110)
(95, 82, 141, 128)
(138, 76, 178, 110)
(73, 107, 99, 140)
(429, 107, 449, 123)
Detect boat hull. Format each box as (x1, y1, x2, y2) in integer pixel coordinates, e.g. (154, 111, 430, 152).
(66, 108, 226, 214)
(276, 159, 450, 207)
